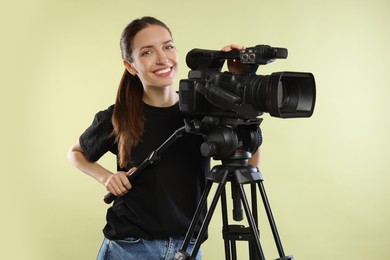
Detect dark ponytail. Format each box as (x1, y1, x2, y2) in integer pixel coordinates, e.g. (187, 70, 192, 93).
(112, 70, 144, 168)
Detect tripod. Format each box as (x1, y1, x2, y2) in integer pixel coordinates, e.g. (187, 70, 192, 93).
(102, 116, 293, 259)
(174, 117, 293, 260)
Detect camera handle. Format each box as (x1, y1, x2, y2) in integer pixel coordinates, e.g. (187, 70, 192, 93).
(103, 126, 187, 204)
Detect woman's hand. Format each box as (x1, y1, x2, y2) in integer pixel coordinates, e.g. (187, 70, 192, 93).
(104, 167, 136, 196)
(221, 44, 245, 53)
(221, 44, 249, 74)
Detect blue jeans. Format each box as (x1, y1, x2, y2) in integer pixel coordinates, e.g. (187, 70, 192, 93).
(97, 236, 202, 260)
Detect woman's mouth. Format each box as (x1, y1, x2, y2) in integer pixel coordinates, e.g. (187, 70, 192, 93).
(155, 67, 172, 75)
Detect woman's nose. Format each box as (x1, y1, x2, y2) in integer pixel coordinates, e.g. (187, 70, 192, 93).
(156, 51, 168, 64)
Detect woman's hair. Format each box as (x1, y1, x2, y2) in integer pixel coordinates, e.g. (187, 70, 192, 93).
(112, 16, 172, 168)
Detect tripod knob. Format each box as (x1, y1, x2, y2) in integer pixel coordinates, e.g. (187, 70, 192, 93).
(200, 127, 238, 159)
(200, 142, 217, 157)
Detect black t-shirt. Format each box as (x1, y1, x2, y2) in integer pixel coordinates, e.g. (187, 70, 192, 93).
(79, 103, 210, 240)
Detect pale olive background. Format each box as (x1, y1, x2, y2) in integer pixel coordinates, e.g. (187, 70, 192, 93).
(1, 0, 389, 259)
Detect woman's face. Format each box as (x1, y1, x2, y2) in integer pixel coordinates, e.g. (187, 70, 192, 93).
(128, 25, 179, 90)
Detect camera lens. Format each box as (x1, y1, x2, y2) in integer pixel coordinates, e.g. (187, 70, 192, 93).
(277, 82, 289, 109)
(248, 72, 316, 118)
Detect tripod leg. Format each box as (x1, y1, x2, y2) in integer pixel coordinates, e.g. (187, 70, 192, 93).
(235, 182, 265, 260)
(248, 183, 261, 260)
(257, 182, 287, 258)
(231, 241, 237, 260)
(180, 178, 213, 255)
(221, 189, 232, 260)
(251, 183, 258, 225)
(176, 168, 230, 260)
(191, 177, 229, 258)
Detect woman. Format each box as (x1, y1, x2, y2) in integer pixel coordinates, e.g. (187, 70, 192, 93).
(68, 16, 260, 260)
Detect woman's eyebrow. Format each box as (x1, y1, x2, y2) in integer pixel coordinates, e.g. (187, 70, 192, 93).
(139, 40, 173, 51)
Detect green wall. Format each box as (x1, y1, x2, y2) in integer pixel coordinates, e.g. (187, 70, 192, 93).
(1, 0, 389, 259)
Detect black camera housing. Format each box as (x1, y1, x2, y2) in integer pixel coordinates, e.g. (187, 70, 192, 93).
(179, 45, 316, 119)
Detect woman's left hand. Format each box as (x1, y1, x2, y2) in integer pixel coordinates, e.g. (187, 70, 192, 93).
(221, 44, 249, 74)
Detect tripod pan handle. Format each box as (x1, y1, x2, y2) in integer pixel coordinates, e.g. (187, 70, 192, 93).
(103, 192, 117, 204)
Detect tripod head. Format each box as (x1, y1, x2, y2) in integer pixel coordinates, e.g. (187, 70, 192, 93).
(184, 116, 263, 222)
(184, 116, 263, 161)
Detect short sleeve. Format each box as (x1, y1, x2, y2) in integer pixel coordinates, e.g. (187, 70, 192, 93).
(79, 105, 116, 162)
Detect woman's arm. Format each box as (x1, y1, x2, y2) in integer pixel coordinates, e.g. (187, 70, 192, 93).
(248, 148, 261, 167)
(67, 141, 133, 196)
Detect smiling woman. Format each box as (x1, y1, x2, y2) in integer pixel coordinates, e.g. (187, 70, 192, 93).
(66, 16, 257, 260)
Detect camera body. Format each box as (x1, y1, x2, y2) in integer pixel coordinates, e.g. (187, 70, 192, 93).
(179, 45, 316, 119)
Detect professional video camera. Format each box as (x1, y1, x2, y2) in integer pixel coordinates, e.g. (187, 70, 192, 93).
(179, 45, 316, 119)
(173, 46, 315, 260)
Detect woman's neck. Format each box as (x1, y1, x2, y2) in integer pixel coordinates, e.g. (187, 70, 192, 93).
(142, 86, 179, 107)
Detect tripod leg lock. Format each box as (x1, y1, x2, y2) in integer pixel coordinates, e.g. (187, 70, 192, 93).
(276, 256, 294, 260)
(174, 250, 195, 260)
(223, 224, 258, 241)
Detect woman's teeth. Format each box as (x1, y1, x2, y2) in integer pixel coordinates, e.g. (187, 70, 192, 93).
(156, 68, 171, 74)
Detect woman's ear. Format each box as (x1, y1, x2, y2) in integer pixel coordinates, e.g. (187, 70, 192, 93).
(123, 60, 137, 75)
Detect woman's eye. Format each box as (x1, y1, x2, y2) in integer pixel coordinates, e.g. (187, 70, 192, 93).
(142, 50, 152, 56)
